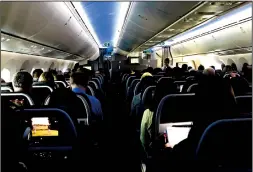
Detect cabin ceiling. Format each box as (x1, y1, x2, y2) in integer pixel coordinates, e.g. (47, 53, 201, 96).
(0, 1, 248, 61)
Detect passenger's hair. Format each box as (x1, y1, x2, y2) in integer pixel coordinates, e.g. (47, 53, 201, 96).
(203, 67, 215, 76)
(182, 64, 188, 71)
(195, 75, 236, 123)
(141, 72, 152, 79)
(32, 69, 43, 78)
(231, 63, 237, 71)
(12, 71, 33, 90)
(146, 67, 153, 74)
(149, 78, 177, 111)
(198, 65, 205, 71)
(38, 72, 55, 82)
(210, 66, 215, 70)
(70, 72, 89, 87)
(224, 65, 232, 73)
(139, 76, 156, 96)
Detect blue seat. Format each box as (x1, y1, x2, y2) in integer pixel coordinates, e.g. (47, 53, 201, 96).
(236, 95, 252, 114)
(195, 118, 252, 171)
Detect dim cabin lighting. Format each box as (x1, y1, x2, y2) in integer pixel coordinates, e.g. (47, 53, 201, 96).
(72, 2, 102, 48)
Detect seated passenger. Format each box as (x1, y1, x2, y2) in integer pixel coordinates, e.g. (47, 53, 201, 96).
(231, 63, 238, 72)
(12, 71, 38, 106)
(168, 75, 237, 170)
(203, 67, 215, 76)
(197, 64, 205, 72)
(210, 65, 215, 70)
(32, 69, 43, 82)
(36, 71, 56, 89)
(140, 78, 177, 155)
(70, 72, 103, 120)
(131, 73, 156, 130)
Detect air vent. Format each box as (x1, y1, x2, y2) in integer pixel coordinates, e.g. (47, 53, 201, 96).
(138, 14, 148, 21)
(196, 12, 216, 15)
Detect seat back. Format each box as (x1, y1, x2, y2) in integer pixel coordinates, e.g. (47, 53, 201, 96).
(155, 93, 196, 136)
(32, 85, 53, 105)
(174, 81, 187, 92)
(187, 83, 199, 93)
(142, 86, 156, 108)
(92, 78, 101, 89)
(236, 95, 252, 114)
(1, 86, 13, 93)
(89, 81, 99, 90)
(126, 79, 140, 101)
(126, 76, 136, 93)
(195, 118, 252, 170)
(55, 81, 67, 88)
(87, 86, 95, 96)
(1, 92, 35, 106)
(134, 82, 141, 96)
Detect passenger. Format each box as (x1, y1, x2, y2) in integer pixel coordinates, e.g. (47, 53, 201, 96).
(187, 66, 193, 71)
(210, 65, 215, 70)
(197, 65, 205, 72)
(203, 67, 215, 76)
(130, 73, 156, 130)
(37, 71, 56, 89)
(221, 63, 225, 71)
(153, 68, 162, 75)
(146, 67, 154, 74)
(12, 71, 38, 106)
(231, 63, 238, 71)
(32, 69, 43, 82)
(182, 64, 188, 72)
(169, 75, 237, 170)
(140, 78, 177, 155)
(162, 58, 171, 71)
(12, 71, 33, 94)
(70, 72, 103, 120)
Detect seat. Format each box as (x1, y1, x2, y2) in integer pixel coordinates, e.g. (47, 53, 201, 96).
(88, 81, 99, 90)
(92, 78, 101, 89)
(174, 81, 187, 92)
(134, 82, 141, 96)
(142, 86, 156, 108)
(1, 86, 13, 92)
(126, 79, 140, 101)
(195, 118, 252, 171)
(153, 75, 163, 81)
(87, 86, 95, 96)
(187, 83, 199, 93)
(155, 93, 196, 137)
(157, 77, 172, 83)
(32, 85, 53, 105)
(126, 76, 137, 93)
(1, 92, 35, 106)
(236, 95, 252, 114)
(16, 108, 78, 149)
(55, 81, 67, 88)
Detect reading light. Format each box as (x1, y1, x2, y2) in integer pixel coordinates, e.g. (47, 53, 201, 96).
(113, 2, 131, 47)
(72, 2, 102, 47)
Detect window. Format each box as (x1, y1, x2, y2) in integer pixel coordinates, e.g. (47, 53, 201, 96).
(1, 68, 11, 82)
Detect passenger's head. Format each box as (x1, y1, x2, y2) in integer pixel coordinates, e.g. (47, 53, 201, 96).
(164, 58, 170, 67)
(210, 66, 215, 70)
(150, 78, 177, 111)
(32, 69, 43, 81)
(221, 63, 225, 70)
(242, 63, 249, 70)
(12, 71, 33, 93)
(182, 64, 188, 71)
(198, 65, 205, 71)
(224, 65, 232, 73)
(38, 72, 55, 83)
(153, 68, 162, 75)
(139, 76, 156, 95)
(231, 63, 237, 71)
(141, 72, 152, 79)
(203, 67, 215, 76)
(70, 72, 89, 89)
(188, 66, 193, 71)
(146, 67, 153, 74)
(195, 75, 236, 123)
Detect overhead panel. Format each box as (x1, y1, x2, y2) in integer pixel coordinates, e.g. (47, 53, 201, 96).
(0, 2, 99, 61)
(132, 1, 245, 53)
(117, 1, 201, 53)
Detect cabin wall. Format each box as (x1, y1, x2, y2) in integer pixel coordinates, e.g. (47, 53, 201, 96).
(1, 51, 76, 82)
(172, 53, 252, 70)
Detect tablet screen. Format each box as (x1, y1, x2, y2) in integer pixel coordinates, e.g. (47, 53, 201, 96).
(31, 117, 58, 137)
(166, 122, 192, 147)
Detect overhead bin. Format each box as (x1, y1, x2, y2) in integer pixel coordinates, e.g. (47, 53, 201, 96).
(1, 2, 100, 61)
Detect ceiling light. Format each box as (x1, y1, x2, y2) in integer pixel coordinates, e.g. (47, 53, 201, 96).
(31, 45, 34, 47)
(34, 46, 37, 48)
(41, 48, 44, 50)
(168, 29, 175, 31)
(1, 37, 5, 41)
(6, 39, 10, 41)
(113, 2, 131, 47)
(73, 2, 102, 47)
